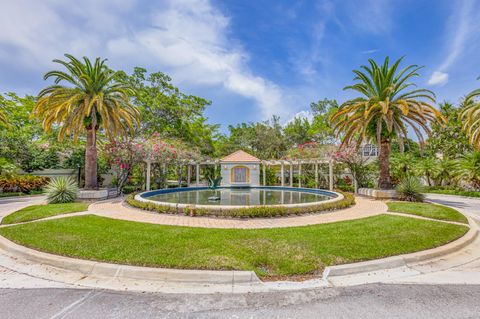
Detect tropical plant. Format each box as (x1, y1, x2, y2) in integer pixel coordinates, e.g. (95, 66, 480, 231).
(331, 57, 445, 189)
(45, 177, 78, 204)
(456, 151, 480, 190)
(0, 175, 49, 193)
(0, 95, 9, 127)
(414, 156, 440, 187)
(460, 77, 480, 148)
(396, 175, 425, 202)
(34, 54, 140, 189)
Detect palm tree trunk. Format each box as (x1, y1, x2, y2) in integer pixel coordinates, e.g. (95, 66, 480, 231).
(84, 111, 98, 190)
(378, 139, 393, 189)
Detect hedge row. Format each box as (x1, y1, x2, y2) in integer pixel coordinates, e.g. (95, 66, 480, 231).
(0, 176, 50, 193)
(125, 192, 355, 219)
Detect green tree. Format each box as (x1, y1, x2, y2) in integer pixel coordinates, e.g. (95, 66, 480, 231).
(34, 54, 140, 189)
(309, 98, 339, 144)
(0, 95, 10, 127)
(284, 117, 312, 146)
(456, 151, 480, 190)
(428, 102, 471, 157)
(118, 67, 218, 155)
(217, 116, 287, 159)
(331, 57, 445, 189)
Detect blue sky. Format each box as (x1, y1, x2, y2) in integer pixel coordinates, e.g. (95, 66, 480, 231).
(0, 0, 479, 131)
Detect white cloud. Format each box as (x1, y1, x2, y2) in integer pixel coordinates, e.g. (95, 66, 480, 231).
(428, 0, 478, 86)
(0, 0, 291, 120)
(427, 71, 449, 86)
(284, 110, 314, 126)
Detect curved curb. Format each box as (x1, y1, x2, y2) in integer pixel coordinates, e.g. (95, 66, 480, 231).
(0, 235, 260, 285)
(322, 216, 478, 279)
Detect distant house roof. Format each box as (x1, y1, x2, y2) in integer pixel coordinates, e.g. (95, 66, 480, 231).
(220, 150, 261, 163)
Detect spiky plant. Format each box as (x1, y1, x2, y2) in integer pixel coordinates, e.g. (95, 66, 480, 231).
(396, 175, 425, 202)
(45, 177, 79, 204)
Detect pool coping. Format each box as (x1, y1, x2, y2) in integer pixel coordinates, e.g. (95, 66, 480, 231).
(135, 186, 344, 210)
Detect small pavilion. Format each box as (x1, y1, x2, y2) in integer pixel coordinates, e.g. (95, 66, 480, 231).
(220, 150, 261, 187)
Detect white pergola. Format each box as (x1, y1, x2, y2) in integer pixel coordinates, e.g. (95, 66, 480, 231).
(144, 157, 336, 192)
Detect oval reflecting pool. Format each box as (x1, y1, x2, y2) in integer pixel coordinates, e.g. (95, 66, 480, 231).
(140, 187, 338, 207)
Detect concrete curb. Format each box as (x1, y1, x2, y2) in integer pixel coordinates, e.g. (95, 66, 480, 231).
(0, 235, 260, 285)
(323, 216, 478, 279)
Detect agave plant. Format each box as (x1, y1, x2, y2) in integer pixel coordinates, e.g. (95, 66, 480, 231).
(396, 175, 425, 202)
(45, 177, 79, 204)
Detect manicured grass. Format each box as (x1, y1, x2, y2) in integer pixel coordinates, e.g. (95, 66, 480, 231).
(1, 203, 89, 225)
(0, 190, 44, 198)
(0, 214, 467, 278)
(426, 188, 480, 198)
(387, 201, 468, 224)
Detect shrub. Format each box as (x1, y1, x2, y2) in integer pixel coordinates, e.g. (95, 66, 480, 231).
(125, 192, 355, 218)
(0, 175, 49, 193)
(45, 177, 78, 204)
(396, 176, 425, 202)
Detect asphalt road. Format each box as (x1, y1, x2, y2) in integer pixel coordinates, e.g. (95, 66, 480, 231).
(1, 194, 480, 318)
(1, 284, 480, 319)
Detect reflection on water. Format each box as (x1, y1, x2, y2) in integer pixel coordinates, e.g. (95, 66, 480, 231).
(147, 188, 331, 206)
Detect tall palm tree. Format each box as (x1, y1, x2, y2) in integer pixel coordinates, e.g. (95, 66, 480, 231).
(34, 54, 140, 189)
(331, 57, 445, 189)
(460, 76, 480, 148)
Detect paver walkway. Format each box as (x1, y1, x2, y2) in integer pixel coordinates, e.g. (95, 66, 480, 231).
(88, 196, 387, 229)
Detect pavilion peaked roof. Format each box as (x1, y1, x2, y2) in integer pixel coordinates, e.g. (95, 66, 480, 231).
(220, 150, 261, 163)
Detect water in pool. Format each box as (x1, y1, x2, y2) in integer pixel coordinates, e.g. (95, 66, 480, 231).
(146, 187, 332, 206)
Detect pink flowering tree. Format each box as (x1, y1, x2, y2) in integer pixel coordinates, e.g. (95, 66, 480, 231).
(103, 133, 204, 191)
(103, 133, 179, 191)
(332, 145, 373, 189)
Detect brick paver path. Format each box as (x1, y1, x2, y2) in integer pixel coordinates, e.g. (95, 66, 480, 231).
(88, 196, 387, 229)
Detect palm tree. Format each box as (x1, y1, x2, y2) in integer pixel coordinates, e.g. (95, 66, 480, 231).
(460, 76, 480, 148)
(456, 151, 480, 190)
(331, 57, 445, 189)
(34, 54, 140, 189)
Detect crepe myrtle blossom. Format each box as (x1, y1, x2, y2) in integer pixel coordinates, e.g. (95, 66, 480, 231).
(103, 134, 203, 190)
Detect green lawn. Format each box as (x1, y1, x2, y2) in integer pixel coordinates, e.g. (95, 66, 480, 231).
(0, 214, 467, 278)
(426, 188, 480, 198)
(387, 201, 468, 224)
(1, 203, 89, 225)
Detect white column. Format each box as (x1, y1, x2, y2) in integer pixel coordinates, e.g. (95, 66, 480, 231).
(329, 159, 334, 191)
(280, 163, 285, 186)
(298, 162, 302, 188)
(162, 163, 167, 189)
(196, 164, 200, 186)
(178, 165, 183, 187)
(354, 175, 359, 194)
(315, 162, 319, 188)
(146, 161, 151, 191)
(289, 163, 293, 187)
(262, 164, 266, 186)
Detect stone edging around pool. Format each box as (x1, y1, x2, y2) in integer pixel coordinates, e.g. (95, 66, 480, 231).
(135, 186, 344, 210)
(0, 215, 476, 293)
